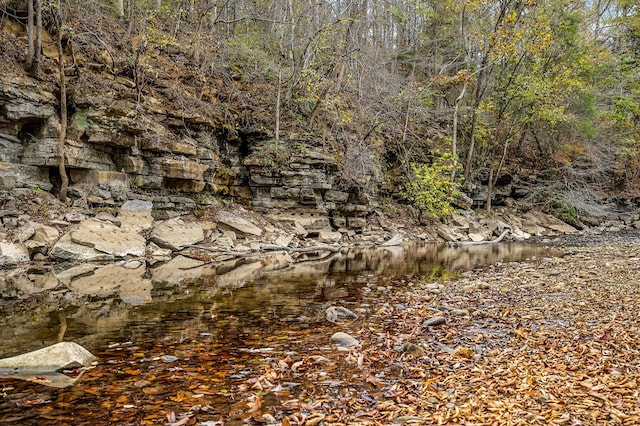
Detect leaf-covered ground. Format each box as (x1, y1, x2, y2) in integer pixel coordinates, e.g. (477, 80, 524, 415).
(3, 240, 640, 425)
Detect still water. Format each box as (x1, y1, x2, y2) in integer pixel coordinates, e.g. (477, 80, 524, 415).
(0, 242, 559, 360)
(0, 242, 562, 424)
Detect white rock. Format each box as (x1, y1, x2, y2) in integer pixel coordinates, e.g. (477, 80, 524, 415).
(0, 241, 30, 262)
(0, 342, 97, 373)
(50, 233, 113, 262)
(330, 332, 359, 347)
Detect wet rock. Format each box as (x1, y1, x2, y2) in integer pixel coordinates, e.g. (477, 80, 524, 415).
(399, 342, 423, 356)
(423, 316, 446, 327)
(151, 217, 204, 250)
(63, 262, 149, 299)
(216, 261, 264, 287)
(151, 255, 205, 284)
(13, 269, 58, 295)
(330, 332, 359, 347)
(325, 306, 358, 322)
(120, 277, 153, 305)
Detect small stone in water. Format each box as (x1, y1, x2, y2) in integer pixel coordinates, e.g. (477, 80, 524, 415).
(331, 332, 359, 347)
(161, 355, 178, 363)
(400, 342, 423, 356)
(423, 317, 446, 327)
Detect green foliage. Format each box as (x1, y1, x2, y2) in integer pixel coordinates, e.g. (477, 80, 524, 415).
(403, 152, 462, 220)
(551, 200, 578, 225)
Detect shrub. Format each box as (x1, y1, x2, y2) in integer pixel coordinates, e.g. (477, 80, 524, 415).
(403, 152, 462, 221)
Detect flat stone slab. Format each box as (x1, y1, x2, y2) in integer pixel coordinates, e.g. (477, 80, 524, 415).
(32, 223, 61, 246)
(118, 199, 154, 232)
(217, 211, 263, 237)
(69, 218, 146, 257)
(151, 218, 204, 250)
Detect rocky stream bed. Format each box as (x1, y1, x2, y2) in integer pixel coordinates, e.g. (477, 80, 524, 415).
(1, 231, 640, 424)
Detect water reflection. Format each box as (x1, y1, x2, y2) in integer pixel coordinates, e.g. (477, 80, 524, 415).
(0, 242, 560, 359)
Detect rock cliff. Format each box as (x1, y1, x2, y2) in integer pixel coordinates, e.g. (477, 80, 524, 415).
(0, 70, 373, 230)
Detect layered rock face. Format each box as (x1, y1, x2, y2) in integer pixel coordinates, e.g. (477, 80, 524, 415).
(244, 147, 371, 231)
(0, 74, 238, 197)
(0, 73, 373, 229)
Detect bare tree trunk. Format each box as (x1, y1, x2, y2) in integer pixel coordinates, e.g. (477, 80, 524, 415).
(54, 3, 69, 202)
(117, 0, 125, 18)
(464, 110, 478, 188)
(33, 0, 42, 73)
(27, 0, 34, 68)
(126, 0, 135, 39)
(275, 68, 282, 149)
(485, 167, 493, 214)
(451, 81, 467, 182)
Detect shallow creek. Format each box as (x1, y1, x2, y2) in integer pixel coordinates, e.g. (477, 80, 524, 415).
(0, 242, 561, 424)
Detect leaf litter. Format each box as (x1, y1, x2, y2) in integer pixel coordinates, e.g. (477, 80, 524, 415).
(2, 241, 640, 424)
